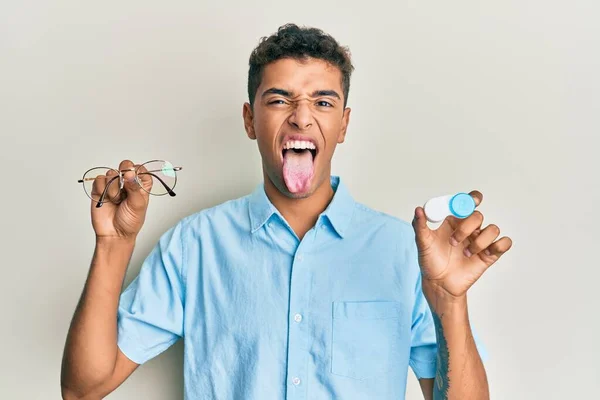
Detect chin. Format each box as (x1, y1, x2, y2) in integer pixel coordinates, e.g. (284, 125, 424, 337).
(285, 189, 313, 199)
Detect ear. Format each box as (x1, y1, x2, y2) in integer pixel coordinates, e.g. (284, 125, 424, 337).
(337, 107, 351, 144)
(243, 102, 256, 140)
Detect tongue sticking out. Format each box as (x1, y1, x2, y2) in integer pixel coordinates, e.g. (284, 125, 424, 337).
(283, 150, 314, 194)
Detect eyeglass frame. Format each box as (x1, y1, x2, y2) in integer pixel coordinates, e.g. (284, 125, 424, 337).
(77, 160, 182, 208)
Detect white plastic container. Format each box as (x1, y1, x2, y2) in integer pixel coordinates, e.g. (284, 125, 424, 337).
(423, 193, 476, 223)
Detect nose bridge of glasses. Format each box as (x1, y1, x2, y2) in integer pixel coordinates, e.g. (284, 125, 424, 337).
(119, 167, 137, 187)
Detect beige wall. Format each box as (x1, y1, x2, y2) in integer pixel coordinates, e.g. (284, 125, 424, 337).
(1, 1, 598, 399)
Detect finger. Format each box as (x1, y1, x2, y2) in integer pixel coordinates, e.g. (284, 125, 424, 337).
(119, 161, 149, 210)
(483, 236, 513, 259)
(135, 164, 154, 193)
(118, 159, 136, 184)
(412, 206, 432, 246)
(90, 174, 106, 200)
(449, 210, 484, 246)
(464, 224, 500, 258)
(105, 168, 121, 202)
(469, 227, 482, 240)
(469, 190, 483, 207)
(461, 227, 482, 248)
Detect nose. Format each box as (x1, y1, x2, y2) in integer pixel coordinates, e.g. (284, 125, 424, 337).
(288, 102, 313, 131)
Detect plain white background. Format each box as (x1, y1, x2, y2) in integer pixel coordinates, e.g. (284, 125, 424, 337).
(1, 1, 598, 399)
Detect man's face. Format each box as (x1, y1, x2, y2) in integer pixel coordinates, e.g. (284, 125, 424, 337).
(243, 57, 351, 199)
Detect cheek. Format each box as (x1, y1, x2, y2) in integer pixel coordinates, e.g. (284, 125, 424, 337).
(318, 118, 343, 144)
(323, 142, 339, 160)
(257, 113, 286, 143)
(254, 118, 282, 159)
(256, 109, 285, 132)
(271, 112, 289, 130)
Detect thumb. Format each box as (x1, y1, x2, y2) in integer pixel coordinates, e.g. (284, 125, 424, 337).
(411, 206, 432, 246)
(122, 168, 149, 211)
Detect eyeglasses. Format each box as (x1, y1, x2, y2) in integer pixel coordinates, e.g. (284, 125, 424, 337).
(77, 160, 183, 208)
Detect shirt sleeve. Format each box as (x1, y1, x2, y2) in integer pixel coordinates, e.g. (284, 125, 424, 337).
(117, 222, 186, 364)
(409, 270, 438, 379)
(407, 241, 488, 380)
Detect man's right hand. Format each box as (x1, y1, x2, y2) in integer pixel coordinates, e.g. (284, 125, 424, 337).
(61, 159, 149, 398)
(90, 159, 152, 240)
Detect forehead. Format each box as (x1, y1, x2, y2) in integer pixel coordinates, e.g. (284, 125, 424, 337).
(259, 58, 343, 94)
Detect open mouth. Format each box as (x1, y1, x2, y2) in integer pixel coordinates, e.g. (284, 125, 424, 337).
(281, 139, 318, 194)
(281, 139, 318, 161)
(282, 148, 317, 160)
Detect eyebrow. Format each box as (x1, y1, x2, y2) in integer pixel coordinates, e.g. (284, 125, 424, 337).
(262, 87, 341, 100)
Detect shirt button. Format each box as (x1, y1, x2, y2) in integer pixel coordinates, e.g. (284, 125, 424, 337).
(292, 377, 301, 386)
(297, 254, 303, 262)
(294, 313, 302, 323)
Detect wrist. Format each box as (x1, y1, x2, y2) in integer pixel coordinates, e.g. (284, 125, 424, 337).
(95, 235, 136, 248)
(422, 280, 468, 315)
(92, 236, 136, 278)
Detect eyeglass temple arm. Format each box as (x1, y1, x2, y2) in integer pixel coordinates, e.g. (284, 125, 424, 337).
(115, 166, 182, 174)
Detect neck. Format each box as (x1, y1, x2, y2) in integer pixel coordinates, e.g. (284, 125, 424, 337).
(264, 173, 335, 240)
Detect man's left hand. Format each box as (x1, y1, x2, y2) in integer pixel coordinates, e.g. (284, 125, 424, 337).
(411, 190, 513, 300)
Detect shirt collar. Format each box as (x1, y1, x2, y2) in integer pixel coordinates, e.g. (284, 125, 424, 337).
(248, 175, 355, 238)
(248, 181, 279, 234)
(321, 176, 354, 238)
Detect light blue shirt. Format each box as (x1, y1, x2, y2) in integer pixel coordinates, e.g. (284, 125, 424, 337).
(117, 176, 485, 399)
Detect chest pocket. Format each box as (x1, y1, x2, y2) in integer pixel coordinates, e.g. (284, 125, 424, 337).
(331, 301, 406, 380)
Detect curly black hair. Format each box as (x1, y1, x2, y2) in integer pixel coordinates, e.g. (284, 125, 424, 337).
(247, 23, 354, 108)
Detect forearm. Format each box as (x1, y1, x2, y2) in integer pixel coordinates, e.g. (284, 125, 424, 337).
(61, 238, 135, 395)
(423, 284, 489, 400)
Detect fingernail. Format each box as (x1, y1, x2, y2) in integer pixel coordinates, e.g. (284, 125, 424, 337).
(450, 237, 459, 246)
(464, 248, 472, 257)
(484, 249, 491, 256)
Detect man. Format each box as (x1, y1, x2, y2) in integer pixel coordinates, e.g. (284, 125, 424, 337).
(61, 24, 512, 399)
